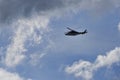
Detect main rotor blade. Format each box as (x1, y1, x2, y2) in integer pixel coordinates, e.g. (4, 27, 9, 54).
(67, 27, 73, 30)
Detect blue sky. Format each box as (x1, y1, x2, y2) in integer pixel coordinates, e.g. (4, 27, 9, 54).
(0, 0, 120, 80)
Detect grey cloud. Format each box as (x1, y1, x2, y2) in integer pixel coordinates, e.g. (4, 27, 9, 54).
(0, 0, 120, 23)
(0, 0, 64, 23)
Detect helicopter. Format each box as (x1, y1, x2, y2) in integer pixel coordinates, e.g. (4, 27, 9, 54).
(65, 27, 87, 36)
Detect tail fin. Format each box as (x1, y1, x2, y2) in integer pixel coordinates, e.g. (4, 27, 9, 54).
(84, 29, 87, 33)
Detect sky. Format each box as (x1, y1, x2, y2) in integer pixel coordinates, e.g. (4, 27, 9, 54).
(0, 0, 120, 80)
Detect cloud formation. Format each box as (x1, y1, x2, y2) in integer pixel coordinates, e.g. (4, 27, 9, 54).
(0, 0, 64, 22)
(65, 47, 120, 80)
(0, 0, 120, 23)
(0, 0, 119, 80)
(0, 0, 120, 68)
(4, 14, 49, 67)
(0, 68, 28, 80)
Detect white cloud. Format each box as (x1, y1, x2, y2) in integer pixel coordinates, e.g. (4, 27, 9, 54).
(0, 68, 26, 80)
(118, 22, 120, 31)
(29, 37, 54, 66)
(4, 14, 50, 67)
(29, 53, 45, 66)
(65, 47, 120, 80)
(65, 60, 93, 80)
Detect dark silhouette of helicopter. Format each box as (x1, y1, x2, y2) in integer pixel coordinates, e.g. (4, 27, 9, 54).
(65, 27, 87, 36)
